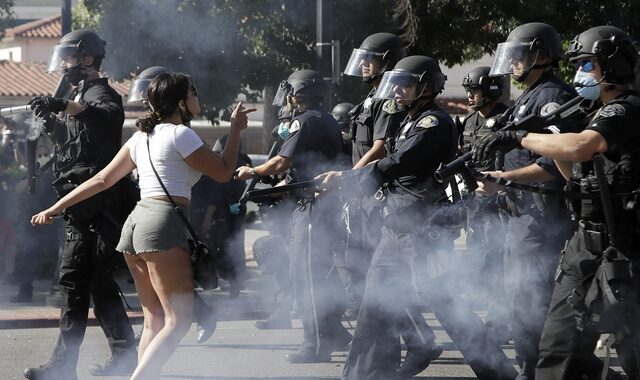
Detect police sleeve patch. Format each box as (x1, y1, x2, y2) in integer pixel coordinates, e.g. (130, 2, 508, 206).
(540, 102, 560, 117)
(288, 120, 301, 134)
(598, 103, 626, 118)
(382, 99, 400, 114)
(418, 115, 439, 129)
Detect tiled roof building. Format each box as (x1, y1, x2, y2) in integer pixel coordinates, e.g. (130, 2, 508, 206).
(4, 14, 61, 39)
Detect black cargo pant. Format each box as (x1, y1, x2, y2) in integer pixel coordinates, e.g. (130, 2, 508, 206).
(504, 210, 572, 375)
(334, 197, 379, 314)
(465, 196, 509, 328)
(536, 229, 640, 380)
(50, 220, 135, 369)
(343, 220, 517, 380)
(291, 195, 350, 355)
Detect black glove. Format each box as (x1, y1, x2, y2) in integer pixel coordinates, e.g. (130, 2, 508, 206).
(472, 130, 528, 163)
(28, 96, 68, 118)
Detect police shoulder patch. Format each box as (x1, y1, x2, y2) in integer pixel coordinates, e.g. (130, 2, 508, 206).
(486, 118, 496, 128)
(288, 120, 301, 134)
(598, 103, 626, 118)
(417, 115, 439, 129)
(382, 99, 400, 114)
(540, 102, 560, 117)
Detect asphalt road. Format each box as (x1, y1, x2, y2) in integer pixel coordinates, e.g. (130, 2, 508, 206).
(1, 316, 496, 380)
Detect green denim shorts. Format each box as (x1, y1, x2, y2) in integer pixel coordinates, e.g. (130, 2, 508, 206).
(116, 198, 190, 255)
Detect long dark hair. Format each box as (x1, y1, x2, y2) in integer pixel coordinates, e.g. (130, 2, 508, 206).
(135, 72, 191, 133)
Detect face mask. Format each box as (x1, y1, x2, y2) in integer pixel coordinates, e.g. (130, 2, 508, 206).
(277, 122, 290, 140)
(179, 101, 193, 125)
(573, 71, 601, 100)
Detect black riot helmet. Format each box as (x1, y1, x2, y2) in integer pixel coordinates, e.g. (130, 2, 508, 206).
(128, 66, 172, 103)
(344, 32, 407, 83)
(331, 102, 354, 131)
(462, 66, 504, 110)
(373, 55, 446, 110)
(272, 69, 327, 106)
(567, 26, 638, 85)
(46, 29, 107, 85)
(490, 22, 563, 82)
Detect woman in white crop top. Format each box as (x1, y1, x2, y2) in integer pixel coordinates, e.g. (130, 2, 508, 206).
(31, 72, 255, 379)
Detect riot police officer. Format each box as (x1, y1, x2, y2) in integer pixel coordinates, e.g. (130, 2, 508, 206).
(476, 25, 640, 380)
(474, 22, 579, 380)
(24, 30, 136, 379)
(236, 69, 351, 363)
(128, 65, 219, 344)
(319, 56, 516, 380)
(340, 32, 407, 317)
(459, 66, 511, 343)
(331, 102, 354, 162)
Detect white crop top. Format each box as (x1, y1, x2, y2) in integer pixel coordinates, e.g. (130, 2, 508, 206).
(125, 123, 203, 199)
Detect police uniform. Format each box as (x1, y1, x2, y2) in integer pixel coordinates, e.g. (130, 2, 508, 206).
(501, 70, 578, 375)
(338, 92, 405, 316)
(343, 101, 516, 380)
(278, 107, 352, 359)
(47, 78, 135, 372)
(460, 102, 511, 339)
(351, 89, 405, 164)
(536, 92, 640, 379)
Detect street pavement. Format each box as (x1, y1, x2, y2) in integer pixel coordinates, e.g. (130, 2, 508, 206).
(0, 227, 624, 379)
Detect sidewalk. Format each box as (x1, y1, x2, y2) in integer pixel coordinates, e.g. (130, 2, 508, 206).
(0, 226, 273, 330)
(0, 226, 468, 330)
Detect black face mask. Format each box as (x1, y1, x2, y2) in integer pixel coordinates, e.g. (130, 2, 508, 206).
(64, 65, 87, 86)
(179, 101, 193, 125)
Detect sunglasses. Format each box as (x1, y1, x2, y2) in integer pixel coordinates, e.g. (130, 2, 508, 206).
(574, 60, 594, 73)
(189, 87, 199, 97)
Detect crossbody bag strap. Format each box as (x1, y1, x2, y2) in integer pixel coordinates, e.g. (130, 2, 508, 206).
(145, 134, 201, 242)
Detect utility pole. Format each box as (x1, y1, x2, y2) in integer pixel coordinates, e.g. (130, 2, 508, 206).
(61, 0, 72, 35)
(316, 0, 335, 106)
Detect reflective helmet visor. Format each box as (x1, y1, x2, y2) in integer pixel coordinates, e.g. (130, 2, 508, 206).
(343, 48, 384, 77)
(127, 78, 153, 103)
(372, 70, 421, 101)
(489, 41, 539, 76)
(46, 44, 80, 73)
(272, 80, 292, 106)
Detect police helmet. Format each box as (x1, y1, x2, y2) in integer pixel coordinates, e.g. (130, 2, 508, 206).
(331, 102, 354, 130)
(344, 33, 407, 82)
(490, 23, 563, 81)
(128, 66, 171, 103)
(567, 26, 638, 85)
(272, 69, 327, 106)
(462, 66, 504, 109)
(373, 55, 447, 102)
(46, 30, 106, 73)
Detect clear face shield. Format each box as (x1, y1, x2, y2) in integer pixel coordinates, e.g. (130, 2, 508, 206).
(272, 80, 293, 106)
(372, 70, 423, 104)
(45, 44, 80, 73)
(343, 48, 384, 77)
(127, 78, 152, 103)
(489, 41, 539, 77)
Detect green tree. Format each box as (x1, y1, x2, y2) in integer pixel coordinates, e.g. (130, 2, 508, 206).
(0, 0, 14, 40)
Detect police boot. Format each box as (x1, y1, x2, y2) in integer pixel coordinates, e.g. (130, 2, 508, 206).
(24, 359, 78, 380)
(285, 348, 331, 363)
(255, 313, 292, 329)
(395, 344, 443, 379)
(88, 349, 137, 376)
(195, 312, 218, 344)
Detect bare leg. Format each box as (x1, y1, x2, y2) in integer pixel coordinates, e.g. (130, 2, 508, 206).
(124, 253, 164, 361)
(130, 247, 194, 380)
